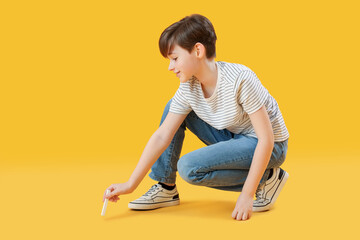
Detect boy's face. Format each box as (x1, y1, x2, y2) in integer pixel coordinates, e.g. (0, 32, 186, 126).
(167, 44, 199, 83)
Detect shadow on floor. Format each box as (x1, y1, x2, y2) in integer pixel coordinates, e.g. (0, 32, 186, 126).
(104, 199, 272, 221)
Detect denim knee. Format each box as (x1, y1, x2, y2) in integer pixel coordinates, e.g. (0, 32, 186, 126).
(177, 155, 204, 185)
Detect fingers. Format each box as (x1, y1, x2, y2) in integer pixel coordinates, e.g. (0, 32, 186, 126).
(106, 190, 113, 199)
(231, 210, 237, 219)
(232, 210, 251, 221)
(103, 183, 127, 203)
(235, 212, 246, 221)
(103, 186, 115, 202)
(103, 184, 123, 202)
(110, 196, 120, 202)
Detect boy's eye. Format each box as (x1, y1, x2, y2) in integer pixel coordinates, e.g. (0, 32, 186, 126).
(173, 57, 178, 61)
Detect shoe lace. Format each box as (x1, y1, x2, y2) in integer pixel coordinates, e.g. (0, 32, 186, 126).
(255, 184, 264, 201)
(143, 184, 159, 197)
(255, 189, 261, 200)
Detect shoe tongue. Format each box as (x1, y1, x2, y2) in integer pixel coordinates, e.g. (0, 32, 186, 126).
(144, 184, 158, 196)
(153, 184, 161, 190)
(267, 168, 274, 180)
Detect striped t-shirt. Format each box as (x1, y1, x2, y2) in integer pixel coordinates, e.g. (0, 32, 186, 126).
(169, 61, 289, 142)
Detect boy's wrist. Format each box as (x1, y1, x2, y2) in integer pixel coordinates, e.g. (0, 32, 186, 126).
(126, 179, 137, 192)
(240, 189, 255, 198)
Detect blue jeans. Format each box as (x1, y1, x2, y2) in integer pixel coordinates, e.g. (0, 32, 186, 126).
(149, 98, 289, 192)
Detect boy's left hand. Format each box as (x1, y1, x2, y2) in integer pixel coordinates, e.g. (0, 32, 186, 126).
(232, 193, 253, 221)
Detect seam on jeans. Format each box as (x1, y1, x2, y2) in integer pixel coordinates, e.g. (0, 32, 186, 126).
(166, 128, 183, 179)
(165, 136, 176, 179)
(149, 173, 176, 184)
(190, 166, 247, 187)
(196, 154, 255, 172)
(197, 139, 283, 171)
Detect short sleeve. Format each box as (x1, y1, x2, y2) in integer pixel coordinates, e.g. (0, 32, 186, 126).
(237, 70, 269, 115)
(169, 86, 192, 115)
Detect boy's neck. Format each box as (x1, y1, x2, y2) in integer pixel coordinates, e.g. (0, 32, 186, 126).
(195, 59, 218, 90)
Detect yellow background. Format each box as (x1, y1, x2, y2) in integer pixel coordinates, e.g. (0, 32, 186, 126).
(0, 0, 359, 239)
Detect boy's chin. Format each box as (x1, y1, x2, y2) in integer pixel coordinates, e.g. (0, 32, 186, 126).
(179, 76, 189, 83)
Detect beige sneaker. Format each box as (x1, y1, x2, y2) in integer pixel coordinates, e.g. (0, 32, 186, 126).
(128, 183, 180, 210)
(253, 168, 289, 212)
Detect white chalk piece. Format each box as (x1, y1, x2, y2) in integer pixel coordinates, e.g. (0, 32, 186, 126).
(101, 189, 111, 216)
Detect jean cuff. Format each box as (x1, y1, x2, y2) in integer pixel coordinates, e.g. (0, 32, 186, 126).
(149, 172, 177, 184)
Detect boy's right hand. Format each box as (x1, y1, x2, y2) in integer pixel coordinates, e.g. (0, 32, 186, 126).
(103, 182, 134, 203)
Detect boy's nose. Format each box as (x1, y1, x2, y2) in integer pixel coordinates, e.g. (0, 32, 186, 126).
(168, 61, 175, 71)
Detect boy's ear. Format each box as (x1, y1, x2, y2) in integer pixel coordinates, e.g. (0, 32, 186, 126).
(193, 42, 206, 59)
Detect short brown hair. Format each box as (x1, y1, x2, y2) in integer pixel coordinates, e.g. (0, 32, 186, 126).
(159, 14, 217, 59)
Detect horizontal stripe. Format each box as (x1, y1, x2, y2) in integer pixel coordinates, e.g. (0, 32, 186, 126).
(169, 61, 289, 142)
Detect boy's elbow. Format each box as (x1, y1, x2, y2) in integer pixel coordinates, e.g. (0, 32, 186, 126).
(154, 128, 172, 145)
(258, 132, 274, 146)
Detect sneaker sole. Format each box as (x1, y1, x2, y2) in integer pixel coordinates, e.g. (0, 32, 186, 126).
(253, 170, 289, 212)
(128, 199, 180, 210)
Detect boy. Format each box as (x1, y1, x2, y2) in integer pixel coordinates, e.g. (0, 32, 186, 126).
(103, 14, 289, 221)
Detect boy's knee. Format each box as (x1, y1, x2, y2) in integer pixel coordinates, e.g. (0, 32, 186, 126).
(177, 156, 191, 182)
(177, 156, 204, 185)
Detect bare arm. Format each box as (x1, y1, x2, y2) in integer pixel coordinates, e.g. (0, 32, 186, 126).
(232, 105, 274, 220)
(241, 105, 274, 197)
(128, 111, 188, 189)
(104, 111, 188, 201)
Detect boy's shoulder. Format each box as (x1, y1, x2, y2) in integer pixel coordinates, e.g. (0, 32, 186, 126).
(218, 60, 253, 72)
(217, 61, 254, 84)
